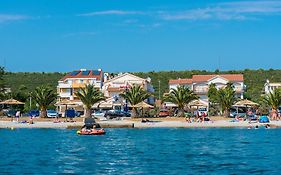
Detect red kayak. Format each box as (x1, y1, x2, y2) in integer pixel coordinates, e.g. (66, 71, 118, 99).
(77, 129, 106, 135)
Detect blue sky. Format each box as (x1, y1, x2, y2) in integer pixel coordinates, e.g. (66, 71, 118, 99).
(0, 0, 281, 72)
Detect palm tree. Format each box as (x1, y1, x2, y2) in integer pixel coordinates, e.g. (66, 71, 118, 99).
(75, 84, 105, 118)
(164, 86, 198, 117)
(32, 86, 57, 118)
(207, 83, 219, 116)
(119, 85, 151, 118)
(208, 83, 218, 103)
(263, 88, 281, 110)
(216, 83, 236, 117)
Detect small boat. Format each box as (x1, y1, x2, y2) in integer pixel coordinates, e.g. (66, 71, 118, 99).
(77, 129, 106, 135)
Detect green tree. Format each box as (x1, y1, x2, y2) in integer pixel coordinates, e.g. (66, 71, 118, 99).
(208, 83, 218, 103)
(263, 88, 281, 110)
(75, 84, 105, 118)
(120, 85, 151, 118)
(207, 83, 219, 116)
(217, 83, 236, 117)
(32, 85, 57, 118)
(164, 86, 198, 117)
(12, 85, 28, 102)
(0, 66, 6, 100)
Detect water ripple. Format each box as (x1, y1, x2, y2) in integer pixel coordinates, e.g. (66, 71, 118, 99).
(1, 128, 281, 174)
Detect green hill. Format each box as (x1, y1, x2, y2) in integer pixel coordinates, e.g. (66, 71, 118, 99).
(4, 72, 65, 92)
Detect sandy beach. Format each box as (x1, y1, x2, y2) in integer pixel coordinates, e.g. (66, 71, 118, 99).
(1, 119, 280, 129)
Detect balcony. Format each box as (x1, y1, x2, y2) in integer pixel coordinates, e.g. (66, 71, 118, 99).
(59, 92, 71, 98)
(193, 87, 209, 94)
(58, 83, 71, 88)
(72, 83, 86, 88)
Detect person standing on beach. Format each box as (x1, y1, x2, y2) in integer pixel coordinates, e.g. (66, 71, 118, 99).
(15, 110, 20, 122)
(29, 112, 34, 124)
(272, 109, 277, 121)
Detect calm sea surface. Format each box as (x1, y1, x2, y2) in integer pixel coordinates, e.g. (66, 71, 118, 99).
(1, 128, 281, 175)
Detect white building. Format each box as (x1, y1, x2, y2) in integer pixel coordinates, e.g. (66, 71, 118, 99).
(57, 71, 155, 114)
(169, 74, 245, 102)
(57, 69, 103, 113)
(102, 73, 155, 104)
(264, 80, 281, 94)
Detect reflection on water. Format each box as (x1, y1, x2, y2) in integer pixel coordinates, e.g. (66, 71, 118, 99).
(0, 128, 281, 174)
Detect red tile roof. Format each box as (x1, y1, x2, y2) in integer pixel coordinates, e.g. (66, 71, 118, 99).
(60, 70, 102, 81)
(169, 74, 244, 84)
(169, 78, 193, 85)
(192, 74, 244, 82)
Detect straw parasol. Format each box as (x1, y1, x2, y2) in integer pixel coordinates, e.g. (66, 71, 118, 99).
(0, 99, 24, 105)
(132, 101, 154, 108)
(188, 100, 208, 108)
(55, 100, 81, 106)
(234, 99, 259, 107)
(131, 101, 154, 118)
(55, 100, 83, 113)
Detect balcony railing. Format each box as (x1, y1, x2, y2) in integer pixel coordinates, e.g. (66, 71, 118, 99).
(58, 83, 71, 88)
(59, 92, 71, 98)
(193, 87, 244, 94)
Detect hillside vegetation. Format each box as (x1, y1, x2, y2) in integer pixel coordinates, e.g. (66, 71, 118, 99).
(4, 72, 65, 91)
(3, 69, 281, 102)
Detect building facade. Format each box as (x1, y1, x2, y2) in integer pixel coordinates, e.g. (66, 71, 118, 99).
(102, 72, 155, 104)
(264, 80, 281, 94)
(169, 74, 245, 102)
(57, 70, 155, 115)
(57, 69, 103, 113)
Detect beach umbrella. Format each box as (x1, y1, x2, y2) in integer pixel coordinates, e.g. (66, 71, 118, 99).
(55, 100, 82, 115)
(55, 100, 82, 109)
(131, 101, 154, 118)
(234, 99, 259, 107)
(0, 99, 24, 105)
(188, 100, 208, 108)
(55, 100, 80, 106)
(131, 101, 154, 108)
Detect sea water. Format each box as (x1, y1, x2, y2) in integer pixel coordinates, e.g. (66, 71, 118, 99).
(1, 128, 280, 175)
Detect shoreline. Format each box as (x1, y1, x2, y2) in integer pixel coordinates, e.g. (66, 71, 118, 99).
(0, 120, 280, 129)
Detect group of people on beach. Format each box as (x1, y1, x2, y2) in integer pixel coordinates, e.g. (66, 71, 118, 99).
(185, 111, 212, 123)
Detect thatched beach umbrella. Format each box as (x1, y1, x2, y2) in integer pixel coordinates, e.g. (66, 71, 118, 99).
(55, 100, 83, 117)
(0, 99, 25, 105)
(132, 101, 154, 108)
(235, 99, 259, 107)
(55, 100, 80, 106)
(233, 99, 259, 117)
(131, 101, 154, 118)
(55, 100, 82, 109)
(188, 100, 208, 108)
